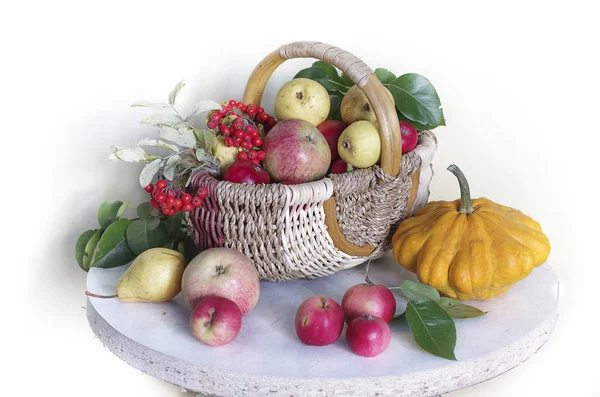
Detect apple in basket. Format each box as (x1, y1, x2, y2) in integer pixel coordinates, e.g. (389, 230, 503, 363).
(262, 119, 331, 183)
(182, 247, 260, 315)
(317, 120, 347, 160)
(400, 121, 418, 154)
(190, 296, 242, 346)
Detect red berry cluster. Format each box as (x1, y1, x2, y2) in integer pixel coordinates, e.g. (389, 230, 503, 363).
(144, 179, 208, 216)
(207, 99, 276, 165)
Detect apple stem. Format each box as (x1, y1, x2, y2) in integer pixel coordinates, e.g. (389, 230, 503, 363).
(85, 291, 117, 299)
(364, 260, 374, 286)
(320, 297, 328, 309)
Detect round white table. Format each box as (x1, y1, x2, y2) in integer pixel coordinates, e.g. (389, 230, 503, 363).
(86, 252, 558, 397)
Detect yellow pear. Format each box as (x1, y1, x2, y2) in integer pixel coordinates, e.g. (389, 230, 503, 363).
(212, 135, 239, 172)
(116, 248, 186, 302)
(275, 78, 330, 126)
(337, 121, 381, 168)
(340, 85, 394, 125)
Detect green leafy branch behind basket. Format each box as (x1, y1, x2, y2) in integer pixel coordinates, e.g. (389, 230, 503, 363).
(75, 200, 200, 271)
(294, 61, 445, 130)
(109, 81, 224, 188)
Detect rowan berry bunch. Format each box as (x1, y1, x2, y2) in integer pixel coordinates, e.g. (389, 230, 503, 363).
(144, 179, 208, 216)
(206, 100, 277, 165)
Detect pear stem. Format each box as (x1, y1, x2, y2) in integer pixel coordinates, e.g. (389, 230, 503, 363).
(85, 291, 118, 299)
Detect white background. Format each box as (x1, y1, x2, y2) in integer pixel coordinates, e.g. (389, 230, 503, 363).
(3, 1, 598, 396)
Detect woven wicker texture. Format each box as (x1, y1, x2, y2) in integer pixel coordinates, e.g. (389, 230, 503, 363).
(186, 131, 436, 281)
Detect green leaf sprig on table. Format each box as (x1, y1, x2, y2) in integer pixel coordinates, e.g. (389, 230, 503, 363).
(75, 200, 200, 271)
(392, 280, 487, 361)
(294, 61, 446, 130)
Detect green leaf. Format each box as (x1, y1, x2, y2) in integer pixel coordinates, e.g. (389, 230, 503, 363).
(162, 212, 184, 238)
(194, 129, 218, 152)
(109, 146, 149, 162)
(340, 72, 354, 88)
(168, 80, 186, 106)
(140, 112, 183, 126)
(182, 235, 201, 263)
(327, 95, 342, 121)
(439, 297, 488, 319)
(396, 111, 435, 131)
(97, 200, 128, 229)
(374, 68, 396, 84)
(158, 126, 196, 148)
(294, 67, 349, 96)
(135, 138, 179, 152)
(311, 61, 343, 83)
(92, 219, 136, 269)
(386, 73, 445, 128)
(136, 202, 152, 220)
(406, 300, 457, 360)
(75, 229, 102, 271)
(163, 155, 181, 180)
(186, 100, 222, 120)
(398, 280, 441, 303)
(126, 219, 169, 255)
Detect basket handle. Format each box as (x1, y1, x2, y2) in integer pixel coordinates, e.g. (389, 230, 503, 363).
(243, 41, 401, 177)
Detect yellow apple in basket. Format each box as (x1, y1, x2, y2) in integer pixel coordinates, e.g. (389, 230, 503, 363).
(340, 85, 394, 126)
(275, 78, 330, 126)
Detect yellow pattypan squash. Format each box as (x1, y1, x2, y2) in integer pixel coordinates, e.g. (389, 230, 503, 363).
(392, 164, 550, 300)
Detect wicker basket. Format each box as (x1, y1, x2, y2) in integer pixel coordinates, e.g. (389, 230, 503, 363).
(185, 41, 438, 281)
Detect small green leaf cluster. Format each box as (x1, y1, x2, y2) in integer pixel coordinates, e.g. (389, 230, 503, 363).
(393, 280, 487, 360)
(294, 61, 445, 130)
(75, 200, 199, 271)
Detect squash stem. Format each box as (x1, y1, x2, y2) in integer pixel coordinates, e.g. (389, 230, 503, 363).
(447, 164, 475, 215)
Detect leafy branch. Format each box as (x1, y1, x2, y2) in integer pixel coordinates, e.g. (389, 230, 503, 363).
(75, 200, 200, 271)
(110, 81, 223, 187)
(294, 61, 446, 130)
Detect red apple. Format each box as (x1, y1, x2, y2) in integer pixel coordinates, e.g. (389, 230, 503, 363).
(190, 296, 242, 346)
(182, 247, 260, 315)
(262, 119, 331, 183)
(223, 160, 271, 184)
(400, 121, 418, 154)
(295, 296, 344, 346)
(317, 120, 347, 160)
(346, 315, 391, 357)
(329, 159, 349, 175)
(341, 283, 397, 323)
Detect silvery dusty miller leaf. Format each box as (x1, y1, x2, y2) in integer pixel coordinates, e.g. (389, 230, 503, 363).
(140, 112, 183, 126)
(109, 146, 147, 162)
(135, 138, 179, 152)
(187, 100, 222, 120)
(139, 158, 162, 187)
(158, 126, 196, 148)
(131, 101, 171, 110)
(168, 81, 186, 106)
(163, 155, 181, 180)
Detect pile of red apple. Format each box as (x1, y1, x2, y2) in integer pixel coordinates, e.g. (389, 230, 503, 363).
(295, 280, 397, 357)
(181, 247, 261, 346)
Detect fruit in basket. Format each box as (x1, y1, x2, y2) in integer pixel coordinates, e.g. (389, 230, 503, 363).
(317, 120, 347, 160)
(346, 315, 391, 357)
(295, 296, 344, 346)
(190, 296, 242, 346)
(115, 248, 186, 302)
(329, 159, 349, 174)
(392, 164, 552, 301)
(262, 119, 331, 183)
(340, 85, 394, 125)
(213, 135, 239, 172)
(182, 247, 260, 315)
(223, 160, 271, 184)
(275, 78, 330, 126)
(341, 283, 397, 323)
(337, 121, 381, 168)
(400, 121, 418, 154)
